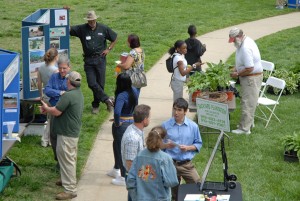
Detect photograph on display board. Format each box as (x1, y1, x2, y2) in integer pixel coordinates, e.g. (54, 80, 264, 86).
(55, 9, 68, 26)
(29, 50, 45, 91)
(28, 36, 45, 51)
(3, 93, 18, 109)
(50, 37, 60, 49)
(58, 49, 68, 58)
(29, 26, 44, 38)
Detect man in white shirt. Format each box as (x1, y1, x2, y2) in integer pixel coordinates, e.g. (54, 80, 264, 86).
(229, 28, 263, 135)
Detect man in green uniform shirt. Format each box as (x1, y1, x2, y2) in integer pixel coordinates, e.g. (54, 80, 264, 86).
(40, 71, 84, 200)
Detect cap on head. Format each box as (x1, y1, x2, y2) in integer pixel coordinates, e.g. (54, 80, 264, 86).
(84, 10, 98, 21)
(66, 71, 82, 87)
(228, 27, 242, 43)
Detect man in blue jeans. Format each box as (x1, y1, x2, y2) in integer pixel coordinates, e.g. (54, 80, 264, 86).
(70, 10, 118, 114)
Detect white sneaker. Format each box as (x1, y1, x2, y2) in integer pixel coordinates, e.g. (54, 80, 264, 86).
(106, 168, 120, 178)
(111, 176, 126, 186)
(231, 129, 251, 135)
(41, 141, 48, 147)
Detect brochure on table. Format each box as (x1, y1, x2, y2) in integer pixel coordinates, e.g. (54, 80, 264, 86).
(0, 49, 20, 158)
(184, 193, 230, 201)
(21, 8, 69, 99)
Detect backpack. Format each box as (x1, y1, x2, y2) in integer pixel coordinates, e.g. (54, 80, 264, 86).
(166, 54, 178, 73)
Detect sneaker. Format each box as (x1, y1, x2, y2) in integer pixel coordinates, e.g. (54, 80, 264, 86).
(111, 176, 126, 186)
(41, 141, 48, 147)
(105, 98, 114, 112)
(231, 129, 251, 135)
(106, 168, 120, 178)
(91, 107, 99, 114)
(55, 192, 77, 200)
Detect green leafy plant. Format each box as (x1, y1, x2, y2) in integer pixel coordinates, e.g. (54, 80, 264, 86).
(186, 60, 231, 93)
(205, 60, 231, 91)
(272, 69, 300, 95)
(186, 71, 210, 94)
(282, 132, 300, 160)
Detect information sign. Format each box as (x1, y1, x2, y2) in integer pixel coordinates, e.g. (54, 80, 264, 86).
(196, 98, 230, 132)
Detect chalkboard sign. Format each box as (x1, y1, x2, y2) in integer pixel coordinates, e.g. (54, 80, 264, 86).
(196, 98, 230, 132)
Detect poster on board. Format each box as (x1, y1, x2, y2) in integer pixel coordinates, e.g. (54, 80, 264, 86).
(196, 98, 230, 132)
(22, 8, 69, 99)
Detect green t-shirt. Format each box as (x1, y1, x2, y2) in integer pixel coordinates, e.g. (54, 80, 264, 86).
(53, 87, 84, 137)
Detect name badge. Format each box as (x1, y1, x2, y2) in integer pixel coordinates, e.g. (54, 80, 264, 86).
(86, 36, 91, 40)
(98, 33, 103, 36)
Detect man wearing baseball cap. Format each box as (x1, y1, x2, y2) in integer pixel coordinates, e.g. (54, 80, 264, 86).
(40, 71, 84, 200)
(228, 28, 263, 135)
(70, 10, 118, 114)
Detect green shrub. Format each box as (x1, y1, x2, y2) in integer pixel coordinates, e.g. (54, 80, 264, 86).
(271, 69, 300, 95)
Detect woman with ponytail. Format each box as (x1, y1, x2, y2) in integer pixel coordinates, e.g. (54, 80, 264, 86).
(168, 40, 197, 102)
(108, 73, 139, 186)
(38, 48, 59, 147)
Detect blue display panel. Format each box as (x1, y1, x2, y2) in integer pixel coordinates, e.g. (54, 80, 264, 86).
(21, 8, 69, 99)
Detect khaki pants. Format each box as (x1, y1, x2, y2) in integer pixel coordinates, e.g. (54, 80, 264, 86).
(171, 79, 184, 102)
(239, 74, 262, 131)
(276, 0, 285, 6)
(172, 161, 200, 200)
(56, 135, 79, 193)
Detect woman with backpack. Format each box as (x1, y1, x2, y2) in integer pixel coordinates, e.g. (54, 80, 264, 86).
(168, 40, 197, 102)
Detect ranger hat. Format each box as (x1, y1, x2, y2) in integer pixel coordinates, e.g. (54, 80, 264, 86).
(84, 10, 98, 21)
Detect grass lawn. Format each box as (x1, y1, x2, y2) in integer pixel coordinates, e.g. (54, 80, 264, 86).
(0, 0, 299, 200)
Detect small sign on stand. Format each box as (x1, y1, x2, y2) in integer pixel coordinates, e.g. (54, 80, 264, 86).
(196, 98, 230, 132)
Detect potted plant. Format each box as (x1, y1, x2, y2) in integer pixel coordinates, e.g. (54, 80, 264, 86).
(186, 60, 231, 102)
(282, 132, 300, 162)
(205, 60, 231, 92)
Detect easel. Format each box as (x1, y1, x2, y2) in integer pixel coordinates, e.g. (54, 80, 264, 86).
(199, 131, 237, 192)
(195, 98, 238, 192)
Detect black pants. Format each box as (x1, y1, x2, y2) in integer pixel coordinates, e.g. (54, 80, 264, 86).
(84, 56, 109, 108)
(111, 122, 131, 177)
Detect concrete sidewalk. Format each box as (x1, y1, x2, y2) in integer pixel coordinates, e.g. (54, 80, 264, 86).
(73, 12, 300, 201)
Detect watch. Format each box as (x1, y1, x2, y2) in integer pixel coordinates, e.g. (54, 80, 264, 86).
(192, 64, 196, 69)
(108, 46, 112, 50)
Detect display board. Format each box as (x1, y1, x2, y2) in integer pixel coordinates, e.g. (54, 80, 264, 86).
(0, 49, 20, 158)
(21, 8, 69, 99)
(196, 98, 230, 132)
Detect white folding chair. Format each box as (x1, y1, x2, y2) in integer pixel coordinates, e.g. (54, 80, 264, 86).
(261, 60, 275, 88)
(255, 76, 286, 128)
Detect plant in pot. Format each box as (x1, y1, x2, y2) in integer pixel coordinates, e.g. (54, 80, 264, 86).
(205, 60, 231, 92)
(282, 132, 300, 162)
(186, 71, 210, 102)
(186, 60, 232, 102)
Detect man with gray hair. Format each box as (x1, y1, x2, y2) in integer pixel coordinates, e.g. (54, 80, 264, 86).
(70, 10, 118, 114)
(44, 55, 70, 168)
(229, 28, 263, 134)
(41, 71, 84, 200)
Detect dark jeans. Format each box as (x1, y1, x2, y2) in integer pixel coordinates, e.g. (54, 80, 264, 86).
(125, 174, 132, 201)
(49, 114, 57, 161)
(112, 122, 131, 177)
(84, 56, 109, 108)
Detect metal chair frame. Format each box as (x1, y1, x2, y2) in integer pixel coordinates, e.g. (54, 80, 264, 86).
(255, 76, 286, 127)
